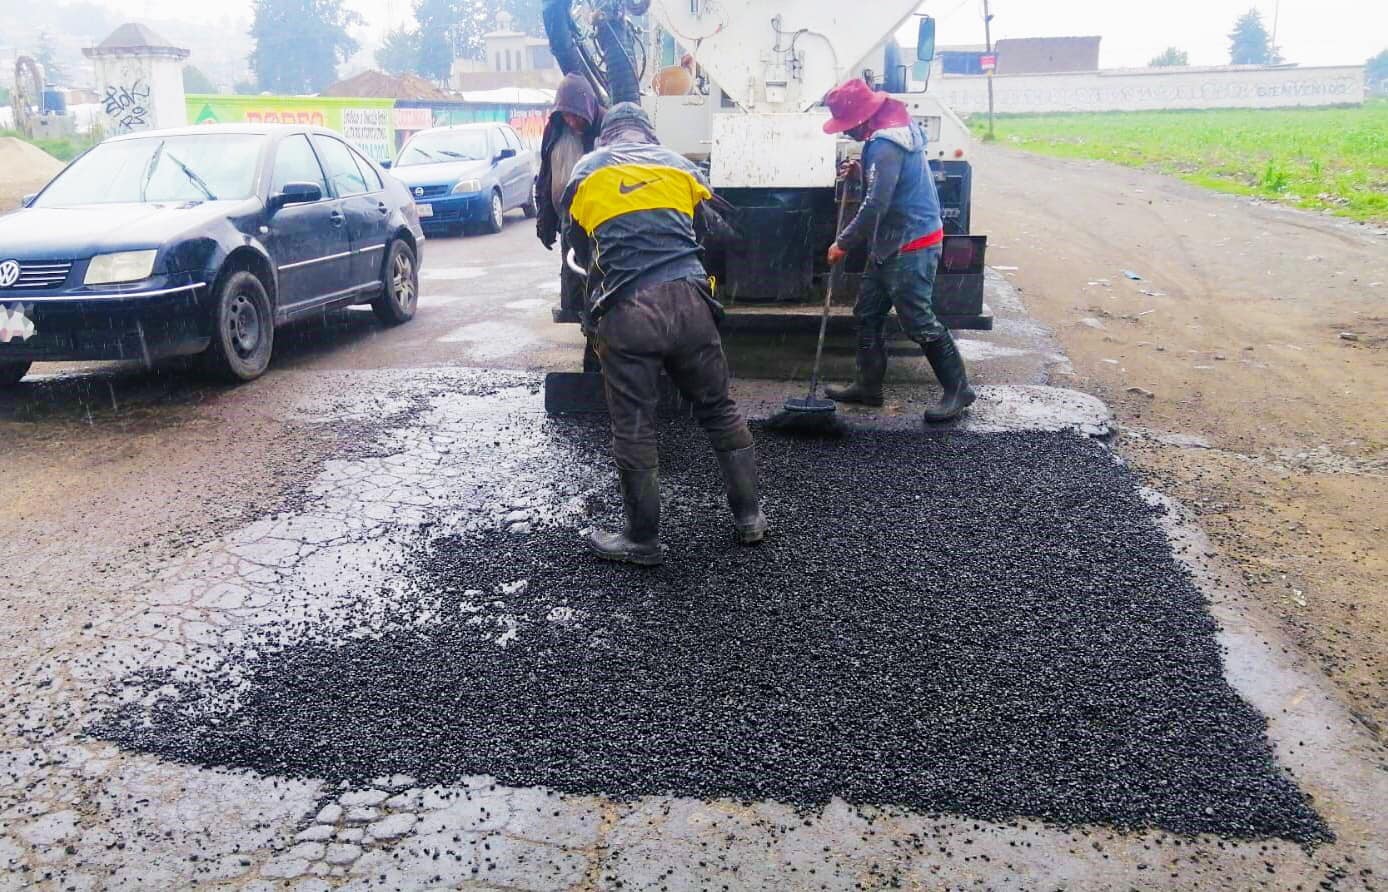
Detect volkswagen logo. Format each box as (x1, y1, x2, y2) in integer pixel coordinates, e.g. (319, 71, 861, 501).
(413, 187, 424, 198)
(0, 260, 20, 289)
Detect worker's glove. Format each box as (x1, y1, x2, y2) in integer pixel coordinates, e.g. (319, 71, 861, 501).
(838, 159, 863, 183)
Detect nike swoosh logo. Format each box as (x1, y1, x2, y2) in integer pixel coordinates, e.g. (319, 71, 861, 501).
(618, 179, 656, 194)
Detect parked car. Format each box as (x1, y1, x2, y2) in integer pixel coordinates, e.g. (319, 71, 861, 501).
(0, 124, 424, 386)
(385, 123, 538, 236)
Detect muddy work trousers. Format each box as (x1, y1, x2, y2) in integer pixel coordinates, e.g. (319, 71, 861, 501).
(596, 279, 752, 471)
(855, 246, 947, 348)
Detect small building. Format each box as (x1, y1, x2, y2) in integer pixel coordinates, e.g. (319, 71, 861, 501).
(82, 23, 190, 134)
(452, 11, 561, 92)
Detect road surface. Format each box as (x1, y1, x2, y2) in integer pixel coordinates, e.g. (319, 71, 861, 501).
(1, 187, 1385, 891)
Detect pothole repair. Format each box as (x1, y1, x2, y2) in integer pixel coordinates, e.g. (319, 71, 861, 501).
(91, 420, 1329, 844)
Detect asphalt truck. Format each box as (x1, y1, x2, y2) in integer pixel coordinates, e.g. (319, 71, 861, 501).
(545, 0, 990, 410)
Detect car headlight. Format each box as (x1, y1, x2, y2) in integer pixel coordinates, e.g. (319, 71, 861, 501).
(452, 179, 482, 195)
(85, 250, 158, 285)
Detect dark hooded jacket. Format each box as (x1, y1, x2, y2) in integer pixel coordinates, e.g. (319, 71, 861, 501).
(536, 74, 604, 250)
(561, 103, 738, 320)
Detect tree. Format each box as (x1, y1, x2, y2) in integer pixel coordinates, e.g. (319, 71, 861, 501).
(1368, 49, 1388, 96)
(1148, 47, 1189, 68)
(35, 32, 65, 85)
(376, 28, 422, 75)
(234, 80, 260, 95)
(183, 66, 218, 94)
(1228, 10, 1274, 65)
(249, 0, 363, 93)
(503, 0, 545, 37)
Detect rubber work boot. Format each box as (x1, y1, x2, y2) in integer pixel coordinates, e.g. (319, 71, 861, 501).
(922, 332, 977, 423)
(825, 338, 887, 407)
(715, 446, 769, 544)
(587, 468, 665, 566)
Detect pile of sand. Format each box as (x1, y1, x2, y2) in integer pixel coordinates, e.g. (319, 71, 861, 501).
(0, 137, 65, 209)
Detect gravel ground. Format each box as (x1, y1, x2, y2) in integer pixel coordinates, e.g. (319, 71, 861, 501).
(95, 422, 1329, 844)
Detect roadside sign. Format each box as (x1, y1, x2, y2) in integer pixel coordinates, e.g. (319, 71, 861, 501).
(980, 54, 997, 71)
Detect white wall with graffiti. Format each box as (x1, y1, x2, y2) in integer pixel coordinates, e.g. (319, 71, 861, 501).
(933, 65, 1366, 116)
(93, 54, 187, 135)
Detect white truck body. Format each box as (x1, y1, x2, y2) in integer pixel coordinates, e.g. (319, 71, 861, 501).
(642, 0, 974, 189)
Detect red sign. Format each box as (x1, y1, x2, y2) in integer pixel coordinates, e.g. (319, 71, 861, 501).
(980, 54, 997, 71)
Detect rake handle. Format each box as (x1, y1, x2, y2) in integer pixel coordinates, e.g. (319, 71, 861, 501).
(806, 171, 858, 402)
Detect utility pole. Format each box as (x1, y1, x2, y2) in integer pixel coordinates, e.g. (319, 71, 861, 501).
(982, 0, 995, 140)
(1269, 0, 1281, 63)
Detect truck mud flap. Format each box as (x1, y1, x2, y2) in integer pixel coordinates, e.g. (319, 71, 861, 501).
(543, 372, 693, 417)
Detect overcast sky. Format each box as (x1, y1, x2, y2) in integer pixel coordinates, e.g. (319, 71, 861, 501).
(114, 0, 1387, 69)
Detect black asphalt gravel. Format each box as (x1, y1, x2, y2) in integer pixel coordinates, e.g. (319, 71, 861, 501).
(95, 422, 1329, 843)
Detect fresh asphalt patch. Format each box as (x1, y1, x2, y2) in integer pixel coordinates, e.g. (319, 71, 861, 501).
(94, 422, 1329, 843)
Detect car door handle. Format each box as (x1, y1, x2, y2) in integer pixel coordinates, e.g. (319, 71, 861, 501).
(329, 210, 345, 227)
(377, 201, 389, 215)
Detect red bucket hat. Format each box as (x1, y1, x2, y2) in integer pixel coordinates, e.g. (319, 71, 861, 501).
(822, 78, 889, 134)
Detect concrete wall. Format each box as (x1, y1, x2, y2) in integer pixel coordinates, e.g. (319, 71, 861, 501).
(93, 54, 187, 135)
(932, 65, 1365, 115)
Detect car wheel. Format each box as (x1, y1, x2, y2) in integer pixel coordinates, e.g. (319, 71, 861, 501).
(522, 180, 539, 219)
(372, 240, 419, 326)
(483, 190, 505, 234)
(203, 269, 274, 383)
(0, 361, 31, 387)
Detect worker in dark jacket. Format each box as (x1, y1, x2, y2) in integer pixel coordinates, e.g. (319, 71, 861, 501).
(561, 103, 766, 565)
(822, 78, 976, 422)
(536, 74, 604, 323)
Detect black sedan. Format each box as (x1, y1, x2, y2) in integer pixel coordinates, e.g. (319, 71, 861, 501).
(0, 124, 425, 386)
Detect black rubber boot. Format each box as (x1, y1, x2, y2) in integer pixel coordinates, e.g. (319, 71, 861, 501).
(587, 468, 665, 566)
(825, 336, 887, 407)
(922, 333, 977, 423)
(715, 446, 769, 545)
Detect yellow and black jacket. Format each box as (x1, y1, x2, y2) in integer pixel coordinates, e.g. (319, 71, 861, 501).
(560, 141, 717, 319)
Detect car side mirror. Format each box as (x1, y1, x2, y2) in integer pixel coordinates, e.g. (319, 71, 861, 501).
(380, 159, 392, 169)
(270, 181, 323, 211)
(496, 148, 517, 163)
(21, 193, 37, 208)
(917, 16, 936, 62)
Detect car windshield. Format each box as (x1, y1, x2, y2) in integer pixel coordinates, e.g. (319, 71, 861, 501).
(33, 134, 265, 207)
(395, 130, 491, 166)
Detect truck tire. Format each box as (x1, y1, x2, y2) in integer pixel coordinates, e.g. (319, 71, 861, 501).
(372, 240, 419, 326)
(0, 361, 31, 387)
(203, 269, 274, 383)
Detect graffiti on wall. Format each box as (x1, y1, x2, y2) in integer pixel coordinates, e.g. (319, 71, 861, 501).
(508, 109, 547, 151)
(103, 80, 151, 131)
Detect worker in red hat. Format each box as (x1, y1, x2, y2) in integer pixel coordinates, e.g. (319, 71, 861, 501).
(821, 78, 976, 423)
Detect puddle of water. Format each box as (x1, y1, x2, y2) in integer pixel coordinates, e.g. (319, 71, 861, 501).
(956, 339, 1034, 361)
(436, 321, 540, 359)
(421, 268, 488, 281)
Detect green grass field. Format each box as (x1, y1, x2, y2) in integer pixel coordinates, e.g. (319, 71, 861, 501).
(970, 99, 1388, 222)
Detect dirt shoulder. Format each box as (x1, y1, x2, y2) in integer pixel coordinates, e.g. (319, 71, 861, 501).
(971, 145, 1388, 739)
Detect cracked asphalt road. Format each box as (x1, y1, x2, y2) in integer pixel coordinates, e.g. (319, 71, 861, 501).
(2, 213, 1386, 890)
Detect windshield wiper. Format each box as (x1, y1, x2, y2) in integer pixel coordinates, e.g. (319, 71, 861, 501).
(139, 140, 166, 202)
(437, 150, 476, 160)
(164, 151, 217, 201)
